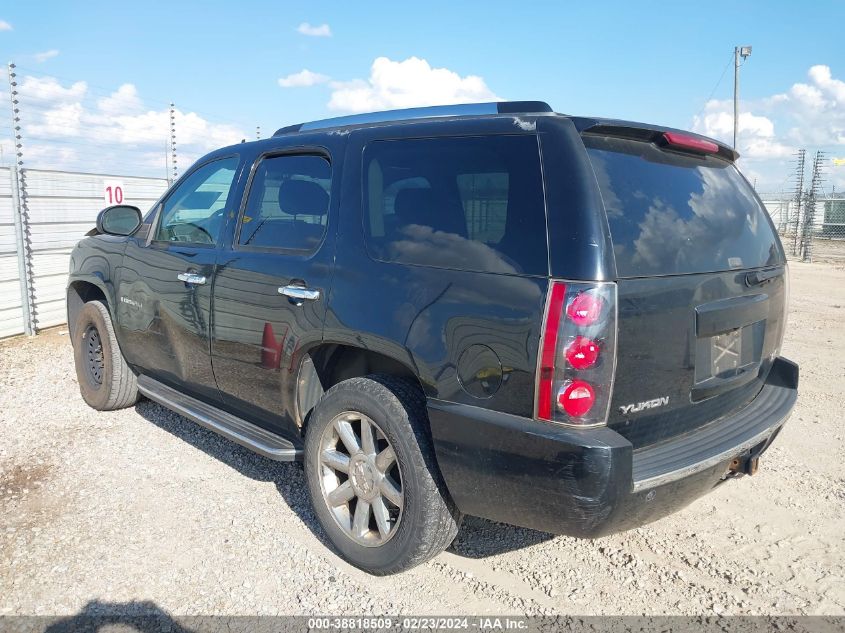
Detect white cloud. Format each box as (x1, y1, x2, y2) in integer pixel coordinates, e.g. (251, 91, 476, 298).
(28, 102, 84, 137)
(278, 69, 330, 88)
(296, 22, 331, 37)
(805, 65, 845, 103)
(16, 75, 247, 174)
(693, 103, 793, 159)
(691, 64, 845, 191)
(19, 75, 87, 102)
(780, 64, 845, 147)
(327, 56, 500, 113)
(34, 49, 59, 63)
(0, 20, 12, 31)
(97, 83, 143, 115)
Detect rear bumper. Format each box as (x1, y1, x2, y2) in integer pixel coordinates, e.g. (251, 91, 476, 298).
(428, 356, 798, 538)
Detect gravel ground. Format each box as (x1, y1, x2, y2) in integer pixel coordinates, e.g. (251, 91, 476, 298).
(0, 262, 843, 617)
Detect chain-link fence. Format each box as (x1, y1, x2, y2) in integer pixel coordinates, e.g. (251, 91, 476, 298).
(760, 195, 845, 263)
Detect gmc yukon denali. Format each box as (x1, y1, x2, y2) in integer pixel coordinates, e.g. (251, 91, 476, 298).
(67, 101, 798, 574)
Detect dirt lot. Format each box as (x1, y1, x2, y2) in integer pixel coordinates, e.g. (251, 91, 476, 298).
(0, 262, 843, 617)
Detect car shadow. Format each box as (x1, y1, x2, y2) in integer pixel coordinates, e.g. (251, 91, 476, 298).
(41, 599, 304, 632)
(133, 398, 555, 560)
(43, 600, 195, 633)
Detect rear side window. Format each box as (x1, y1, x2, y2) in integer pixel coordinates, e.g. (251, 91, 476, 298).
(584, 136, 782, 277)
(239, 154, 330, 252)
(363, 135, 548, 275)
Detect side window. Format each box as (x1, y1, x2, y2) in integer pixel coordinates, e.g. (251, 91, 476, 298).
(457, 172, 509, 245)
(239, 154, 331, 251)
(155, 156, 239, 245)
(363, 135, 548, 275)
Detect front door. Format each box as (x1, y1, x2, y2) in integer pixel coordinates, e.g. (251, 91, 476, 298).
(211, 149, 337, 436)
(118, 155, 242, 402)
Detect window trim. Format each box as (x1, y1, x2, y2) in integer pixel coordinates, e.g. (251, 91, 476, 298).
(359, 133, 548, 276)
(233, 147, 332, 255)
(148, 153, 241, 249)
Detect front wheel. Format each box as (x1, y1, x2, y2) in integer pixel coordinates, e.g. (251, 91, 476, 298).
(72, 300, 138, 411)
(304, 375, 461, 575)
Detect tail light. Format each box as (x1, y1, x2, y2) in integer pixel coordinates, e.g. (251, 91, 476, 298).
(662, 132, 719, 155)
(536, 281, 617, 426)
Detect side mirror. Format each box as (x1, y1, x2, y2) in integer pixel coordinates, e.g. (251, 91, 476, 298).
(96, 205, 142, 236)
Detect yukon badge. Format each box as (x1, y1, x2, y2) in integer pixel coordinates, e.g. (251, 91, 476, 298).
(620, 396, 669, 416)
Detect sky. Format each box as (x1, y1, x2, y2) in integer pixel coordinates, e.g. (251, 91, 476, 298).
(1, 0, 843, 193)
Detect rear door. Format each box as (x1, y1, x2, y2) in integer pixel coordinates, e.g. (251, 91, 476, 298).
(211, 148, 338, 437)
(581, 131, 788, 448)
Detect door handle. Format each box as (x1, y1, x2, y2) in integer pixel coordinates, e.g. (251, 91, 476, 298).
(278, 285, 320, 302)
(177, 272, 207, 285)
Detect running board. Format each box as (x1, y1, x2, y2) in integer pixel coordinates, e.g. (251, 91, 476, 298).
(137, 375, 301, 461)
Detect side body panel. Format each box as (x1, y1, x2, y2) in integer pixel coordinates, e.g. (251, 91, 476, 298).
(324, 118, 558, 417)
(210, 135, 346, 439)
(538, 116, 616, 282)
(67, 234, 128, 335)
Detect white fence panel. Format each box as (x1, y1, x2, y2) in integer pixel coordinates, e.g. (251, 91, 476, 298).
(0, 168, 168, 338)
(0, 167, 25, 338)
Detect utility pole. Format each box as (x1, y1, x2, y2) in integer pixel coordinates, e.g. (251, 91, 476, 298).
(791, 149, 806, 256)
(800, 151, 825, 262)
(733, 45, 752, 150)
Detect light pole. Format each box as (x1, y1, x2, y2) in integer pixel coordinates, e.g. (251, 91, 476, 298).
(734, 45, 752, 150)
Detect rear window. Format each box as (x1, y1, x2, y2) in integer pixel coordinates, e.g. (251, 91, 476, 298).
(363, 135, 548, 276)
(584, 135, 782, 277)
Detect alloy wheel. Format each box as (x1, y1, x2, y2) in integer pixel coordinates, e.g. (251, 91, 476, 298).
(318, 411, 404, 546)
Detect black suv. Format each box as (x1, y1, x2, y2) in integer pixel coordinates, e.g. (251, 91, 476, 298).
(68, 101, 798, 575)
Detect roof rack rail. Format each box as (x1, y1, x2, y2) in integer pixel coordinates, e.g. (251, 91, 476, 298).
(273, 101, 553, 136)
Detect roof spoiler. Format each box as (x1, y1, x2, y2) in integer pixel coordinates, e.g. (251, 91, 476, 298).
(273, 101, 553, 136)
(581, 123, 738, 162)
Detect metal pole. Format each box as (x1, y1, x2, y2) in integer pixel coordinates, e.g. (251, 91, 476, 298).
(7, 62, 35, 336)
(733, 46, 739, 150)
(170, 102, 177, 182)
(164, 140, 170, 185)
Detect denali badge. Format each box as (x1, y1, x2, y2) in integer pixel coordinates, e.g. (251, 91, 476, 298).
(619, 397, 669, 416)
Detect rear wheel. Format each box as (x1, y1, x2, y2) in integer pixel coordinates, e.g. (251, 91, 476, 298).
(73, 300, 138, 411)
(304, 375, 461, 574)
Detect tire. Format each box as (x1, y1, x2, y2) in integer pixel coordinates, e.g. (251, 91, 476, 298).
(73, 300, 139, 411)
(304, 375, 461, 575)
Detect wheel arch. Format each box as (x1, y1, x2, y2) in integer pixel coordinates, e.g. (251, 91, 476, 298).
(67, 277, 110, 341)
(297, 343, 426, 431)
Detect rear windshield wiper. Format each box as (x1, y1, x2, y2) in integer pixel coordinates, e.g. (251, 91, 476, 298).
(745, 268, 782, 287)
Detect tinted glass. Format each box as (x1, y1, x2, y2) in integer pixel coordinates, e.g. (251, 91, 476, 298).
(584, 136, 782, 277)
(363, 135, 548, 275)
(239, 154, 330, 251)
(101, 206, 140, 235)
(155, 157, 239, 245)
